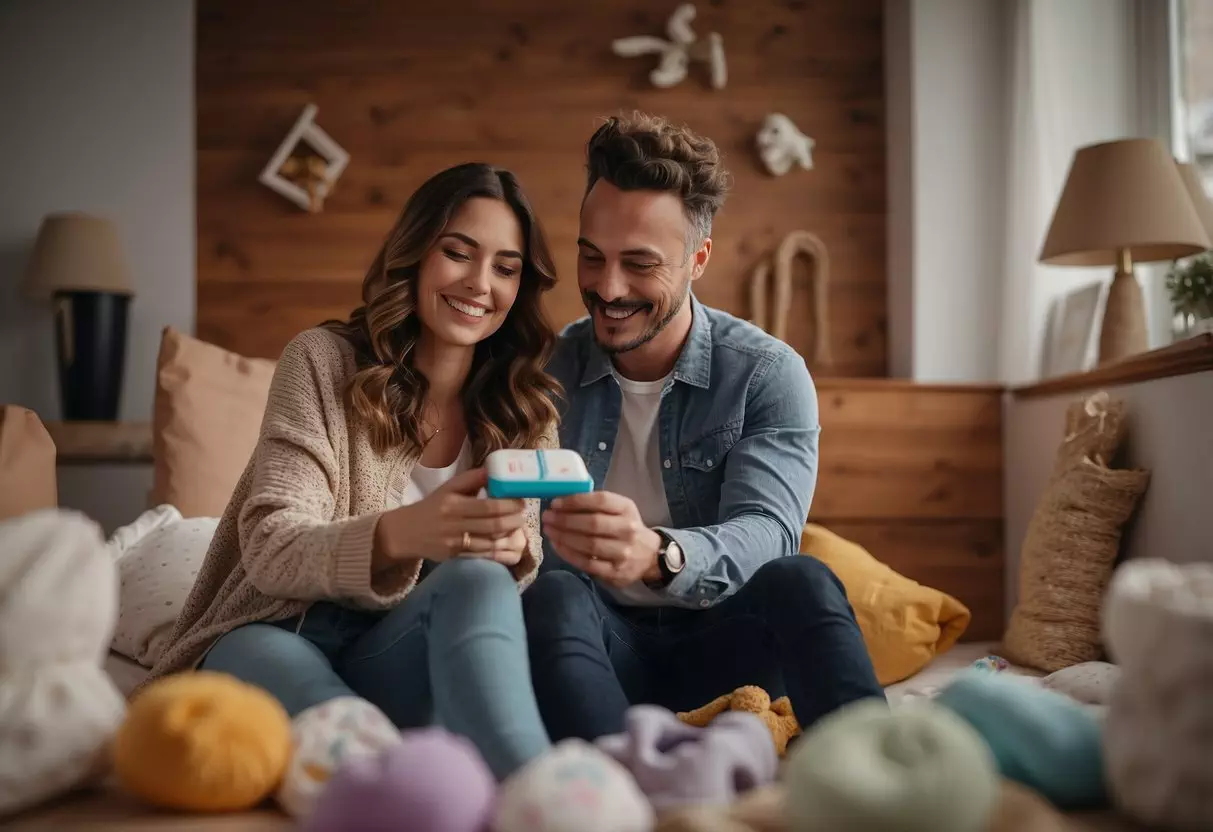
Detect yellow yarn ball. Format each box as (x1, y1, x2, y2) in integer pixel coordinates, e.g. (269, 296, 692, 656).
(113, 671, 292, 812)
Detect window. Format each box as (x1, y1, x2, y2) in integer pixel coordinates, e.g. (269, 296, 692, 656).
(1178, 0, 1213, 194)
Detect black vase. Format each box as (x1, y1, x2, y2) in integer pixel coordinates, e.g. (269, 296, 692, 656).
(52, 290, 131, 421)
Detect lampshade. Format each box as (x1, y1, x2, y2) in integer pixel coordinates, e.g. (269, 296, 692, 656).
(23, 212, 133, 299)
(1039, 138, 1212, 267)
(1176, 161, 1213, 249)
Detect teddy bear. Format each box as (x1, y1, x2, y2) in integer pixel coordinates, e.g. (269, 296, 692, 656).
(678, 686, 801, 756)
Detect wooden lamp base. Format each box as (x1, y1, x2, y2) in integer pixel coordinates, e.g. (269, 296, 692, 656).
(1098, 266, 1149, 365)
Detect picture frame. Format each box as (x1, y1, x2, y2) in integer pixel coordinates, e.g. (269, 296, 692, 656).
(1043, 281, 1104, 377)
(258, 104, 350, 213)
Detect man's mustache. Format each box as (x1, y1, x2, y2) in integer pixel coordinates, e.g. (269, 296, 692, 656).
(582, 292, 652, 311)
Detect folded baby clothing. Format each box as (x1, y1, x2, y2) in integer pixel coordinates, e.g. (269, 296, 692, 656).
(1103, 558, 1213, 832)
(0, 509, 127, 817)
(597, 704, 777, 811)
(934, 669, 1105, 810)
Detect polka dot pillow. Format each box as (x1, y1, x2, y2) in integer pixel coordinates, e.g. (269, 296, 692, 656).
(105, 505, 218, 667)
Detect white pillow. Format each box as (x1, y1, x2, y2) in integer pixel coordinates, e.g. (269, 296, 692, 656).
(106, 505, 218, 667)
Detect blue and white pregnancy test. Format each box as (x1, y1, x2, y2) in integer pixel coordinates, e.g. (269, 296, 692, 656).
(485, 449, 594, 499)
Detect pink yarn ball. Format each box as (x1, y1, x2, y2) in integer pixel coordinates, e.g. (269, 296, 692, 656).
(305, 727, 496, 832)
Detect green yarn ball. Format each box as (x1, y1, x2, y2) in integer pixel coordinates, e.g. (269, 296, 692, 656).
(784, 700, 999, 832)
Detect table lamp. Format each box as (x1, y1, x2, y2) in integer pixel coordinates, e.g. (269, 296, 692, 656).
(23, 212, 134, 421)
(1039, 138, 1212, 364)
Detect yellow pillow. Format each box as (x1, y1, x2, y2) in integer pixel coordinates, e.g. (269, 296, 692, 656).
(801, 523, 971, 685)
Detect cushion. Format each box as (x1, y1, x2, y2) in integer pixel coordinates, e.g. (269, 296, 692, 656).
(800, 523, 971, 685)
(106, 505, 217, 667)
(0, 405, 57, 521)
(151, 327, 276, 518)
(1002, 458, 1149, 673)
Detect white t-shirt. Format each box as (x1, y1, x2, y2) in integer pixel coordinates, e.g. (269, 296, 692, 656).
(600, 372, 672, 607)
(399, 439, 472, 506)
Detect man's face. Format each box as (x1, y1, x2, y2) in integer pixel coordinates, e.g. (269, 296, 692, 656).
(576, 180, 708, 355)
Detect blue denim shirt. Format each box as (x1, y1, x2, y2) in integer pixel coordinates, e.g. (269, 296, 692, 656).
(545, 295, 820, 608)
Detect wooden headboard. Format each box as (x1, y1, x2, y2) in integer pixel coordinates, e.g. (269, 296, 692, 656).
(811, 379, 1005, 641)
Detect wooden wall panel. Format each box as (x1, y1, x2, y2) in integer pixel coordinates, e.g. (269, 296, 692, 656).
(809, 381, 1006, 641)
(196, 0, 887, 375)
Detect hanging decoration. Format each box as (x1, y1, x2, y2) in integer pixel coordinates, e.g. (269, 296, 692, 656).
(749, 231, 833, 366)
(612, 4, 727, 90)
(755, 114, 815, 177)
(259, 104, 350, 213)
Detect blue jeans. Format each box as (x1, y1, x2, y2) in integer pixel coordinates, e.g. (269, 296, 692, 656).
(200, 558, 550, 779)
(523, 556, 885, 742)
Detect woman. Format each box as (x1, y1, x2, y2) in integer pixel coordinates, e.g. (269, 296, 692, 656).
(146, 163, 562, 779)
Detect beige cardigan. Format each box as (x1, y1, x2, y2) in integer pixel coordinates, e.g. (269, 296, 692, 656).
(147, 327, 549, 685)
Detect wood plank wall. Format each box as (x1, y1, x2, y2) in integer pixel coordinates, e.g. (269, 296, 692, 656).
(811, 381, 1006, 641)
(196, 0, 887, 376)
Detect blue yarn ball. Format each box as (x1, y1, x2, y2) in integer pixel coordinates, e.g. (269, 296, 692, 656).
(934, 670, 1105, 809)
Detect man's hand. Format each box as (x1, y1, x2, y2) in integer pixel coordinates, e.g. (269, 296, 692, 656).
(542, 491, 663, 588)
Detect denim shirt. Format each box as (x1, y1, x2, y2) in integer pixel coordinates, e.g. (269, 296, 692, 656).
(545, 295, 820, 609)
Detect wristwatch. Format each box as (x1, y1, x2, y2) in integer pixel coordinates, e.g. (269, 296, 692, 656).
(648, 529, 685, 588)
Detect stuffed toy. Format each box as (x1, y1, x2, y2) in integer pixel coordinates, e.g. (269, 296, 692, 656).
(784, 699, 999, 832)
(493, 739, 654, 832)
(113, 670, 292, 812)
(0, 510, 127, 817)
(276, 696, 402, 818)
(306, 727, 496, 832)
(678, 686, 800, 757)
(597, 705, 776, 811)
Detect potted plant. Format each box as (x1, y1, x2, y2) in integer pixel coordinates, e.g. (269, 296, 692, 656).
(1166, 253, 1213, 337)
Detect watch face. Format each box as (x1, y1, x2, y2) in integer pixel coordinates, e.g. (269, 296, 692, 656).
(665, 541, 685, 573)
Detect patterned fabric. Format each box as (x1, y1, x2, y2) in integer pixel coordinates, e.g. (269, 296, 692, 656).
(277, 696, 401, 818)
(146, 328, 553, 688)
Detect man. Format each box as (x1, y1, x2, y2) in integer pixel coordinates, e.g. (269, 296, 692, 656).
(523, 112, 885, 743)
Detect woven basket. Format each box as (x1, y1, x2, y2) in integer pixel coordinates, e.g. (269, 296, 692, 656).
(1051, 392, 1127, 479)
(1002, 458, 1150, 672)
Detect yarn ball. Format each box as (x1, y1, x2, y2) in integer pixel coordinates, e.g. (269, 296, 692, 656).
(276, 696, 402, 818)
(305, 726, 495, 832)
(113, 671, 292, 812)
(784, 699, 999, 832)
(596, 705, 777, 811)
(934, 669, 1105, 810)
(493, 739, 655, 832)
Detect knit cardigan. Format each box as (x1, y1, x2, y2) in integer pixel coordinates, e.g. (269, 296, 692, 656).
(146, 327, 550, 686)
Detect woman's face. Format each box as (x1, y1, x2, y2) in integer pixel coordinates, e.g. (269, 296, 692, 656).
(415, 197, 525, 348)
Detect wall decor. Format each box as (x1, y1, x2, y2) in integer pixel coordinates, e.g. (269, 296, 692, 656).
(258, 104, 350, 213)
(755, 113, 815, 177)
(749, 230, 833, 366)
(612, 4, 727, 90)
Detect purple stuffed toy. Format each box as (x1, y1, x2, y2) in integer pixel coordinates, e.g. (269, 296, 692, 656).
(595, 704, 778, 811)
(305, 727, 496, 832)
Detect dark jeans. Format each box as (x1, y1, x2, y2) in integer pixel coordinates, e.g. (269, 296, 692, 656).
(523, 555, 885, 742)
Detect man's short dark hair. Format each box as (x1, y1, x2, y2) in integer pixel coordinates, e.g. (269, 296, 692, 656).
(585, 112, 731, 252)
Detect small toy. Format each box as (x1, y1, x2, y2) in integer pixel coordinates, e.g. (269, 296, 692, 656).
(677, 686, 801, 757)
(972, 654, 1010, 673)
(486, 449, 594, 499)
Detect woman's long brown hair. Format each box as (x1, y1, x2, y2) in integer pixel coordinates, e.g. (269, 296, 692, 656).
(325, 163, 561, 460)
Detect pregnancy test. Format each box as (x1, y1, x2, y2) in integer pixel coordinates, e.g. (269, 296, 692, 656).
(485, 449, 594, 499)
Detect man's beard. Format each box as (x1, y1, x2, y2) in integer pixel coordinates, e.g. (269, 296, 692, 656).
(584, 277, 690, 356)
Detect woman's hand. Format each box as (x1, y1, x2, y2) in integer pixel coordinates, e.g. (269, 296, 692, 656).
(374, 467, 528, 564)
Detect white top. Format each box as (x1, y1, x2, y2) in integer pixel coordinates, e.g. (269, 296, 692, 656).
(600, 372, 672, 607)
(399, 440, 472, 506)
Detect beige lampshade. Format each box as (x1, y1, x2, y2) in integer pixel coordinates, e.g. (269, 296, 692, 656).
(23, 212, 133, 299)
(1039, 138, 1212, 267)
(1176, 162, 1213, 249)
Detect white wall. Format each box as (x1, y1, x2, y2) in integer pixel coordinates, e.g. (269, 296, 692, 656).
(887, 0, 1148, 384)
(0, 0, 194, 531)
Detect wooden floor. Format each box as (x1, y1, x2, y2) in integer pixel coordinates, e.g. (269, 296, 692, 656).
(3, 786, 290, 831)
